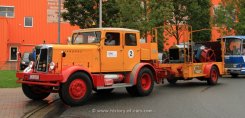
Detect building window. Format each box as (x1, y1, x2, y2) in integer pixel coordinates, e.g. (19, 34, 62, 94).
(24, 17, 33, 27)
(9, 46, 18, 61)
(0, 6, 15, 17)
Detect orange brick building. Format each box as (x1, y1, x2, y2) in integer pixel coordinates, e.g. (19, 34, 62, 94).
(0, 0, 79, 64)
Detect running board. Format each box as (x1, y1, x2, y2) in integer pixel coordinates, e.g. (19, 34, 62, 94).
(97, 83, 133, 90)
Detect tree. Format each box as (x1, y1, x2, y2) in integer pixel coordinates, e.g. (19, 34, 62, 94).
(164, 0, 190, 45)
(62, 0, 119, 28)
(187, 0, 211, 42)
(165, 0, 211, 44)
(114, 0, 173, 52)
(212, 0, 238, 36)
(235, 0, 245, 35)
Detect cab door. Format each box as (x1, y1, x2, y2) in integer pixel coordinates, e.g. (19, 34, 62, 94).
(123, 32, 140, 71)
(100, 32, 124, 72)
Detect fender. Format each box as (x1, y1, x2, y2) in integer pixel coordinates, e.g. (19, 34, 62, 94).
(203, 63, 217, 78)
(61, 66, 92, 83)
(130, 63, 157, 85)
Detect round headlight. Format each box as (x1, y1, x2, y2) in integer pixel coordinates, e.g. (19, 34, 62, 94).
(49, 62, 55, 71)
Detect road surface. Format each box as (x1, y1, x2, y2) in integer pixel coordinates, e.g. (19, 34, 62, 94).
(31, 76, 245, 118)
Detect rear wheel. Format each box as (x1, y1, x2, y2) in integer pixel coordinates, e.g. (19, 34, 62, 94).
(207, 66, 219, 85)
(59, 72, 92, 106)
(126, 68, 154, 96)
(22, 84, 50, 100)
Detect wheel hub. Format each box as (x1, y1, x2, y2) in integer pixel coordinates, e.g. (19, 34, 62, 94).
(141, 73, 151, 91)
(69, 79, 86, 100)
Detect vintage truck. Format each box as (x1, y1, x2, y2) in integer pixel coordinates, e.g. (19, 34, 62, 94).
(16, 28, 224, 106)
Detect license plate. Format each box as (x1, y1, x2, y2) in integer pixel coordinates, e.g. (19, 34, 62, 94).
(29, 75, 39, 80)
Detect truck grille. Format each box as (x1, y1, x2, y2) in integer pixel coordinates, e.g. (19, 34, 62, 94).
(35, 48, 48, 72)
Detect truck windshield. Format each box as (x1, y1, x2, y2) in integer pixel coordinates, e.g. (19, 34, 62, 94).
(72, 31, 101, 44)
(225, 38, 242, 55)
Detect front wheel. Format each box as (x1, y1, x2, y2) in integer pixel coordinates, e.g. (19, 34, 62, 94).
(207, 66, 219, 85)
(22, 84, 50, 100)
(59, 72, 92, 106)
(126, 68, 154, 96)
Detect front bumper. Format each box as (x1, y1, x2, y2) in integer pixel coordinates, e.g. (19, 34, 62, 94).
(225, 68, 245, 75)
(16, 72, 63, 86)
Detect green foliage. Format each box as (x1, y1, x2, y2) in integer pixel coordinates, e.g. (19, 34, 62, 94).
(235, 0, 245, 35)
(0, 71, 20, 88)
(114, 0, 172, 52)
(212, 0, 238, 35)
(164, 0, 189, 44)
(187, 0, 211, 42)
(62, 0, 211, 50)
(148, 0, 173, 52)
(113, 0, 144, 30)
(62, 0, 119, 28)
(165, 0, 211, 44)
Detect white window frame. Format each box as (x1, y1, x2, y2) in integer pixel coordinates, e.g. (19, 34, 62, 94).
(9, 46, 18, 61)
(24, 17, 33, 28)
(0, 5, 15, 18)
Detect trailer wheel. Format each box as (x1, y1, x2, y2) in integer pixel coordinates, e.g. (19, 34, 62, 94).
(167, 78, 178, 84)
(94, 89, 114, 94)
(207, 66, 219, 85)
(59, 72, 92, 106)
(22, 84, 50, 100)
(126, 68, 154, 96)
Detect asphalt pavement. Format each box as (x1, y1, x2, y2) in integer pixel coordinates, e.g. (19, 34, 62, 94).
(57, 76, 245, 118)
(1, 76, 245, 118)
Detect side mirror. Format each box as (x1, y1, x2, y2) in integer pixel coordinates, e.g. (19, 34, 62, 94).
(67, 37, 72, 44)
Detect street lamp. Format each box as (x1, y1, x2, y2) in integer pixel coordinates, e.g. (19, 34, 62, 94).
(58, 0, 61, 44)
(99, 0, 102, 28)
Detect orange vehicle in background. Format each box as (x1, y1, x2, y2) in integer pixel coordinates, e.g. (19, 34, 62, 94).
(16, 28, 225, 106)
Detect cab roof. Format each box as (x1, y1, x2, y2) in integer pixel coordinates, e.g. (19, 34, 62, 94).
(73, 27, 140, 33)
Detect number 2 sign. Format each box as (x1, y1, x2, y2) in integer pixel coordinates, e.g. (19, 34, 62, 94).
(128, 50, 134, 58)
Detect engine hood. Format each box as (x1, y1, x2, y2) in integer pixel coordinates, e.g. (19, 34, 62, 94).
(48, 44, 101, 73)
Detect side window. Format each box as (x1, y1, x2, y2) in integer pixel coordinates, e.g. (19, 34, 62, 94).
(104, 32, 120, 46)
(125, 33, 137, 46)
(0, 6, 14, 17)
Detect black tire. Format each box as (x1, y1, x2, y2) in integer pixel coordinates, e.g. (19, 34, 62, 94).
(126, 68, 154, 96)
(94, 89, 114, 94)
(59, 72, 92, 106)
(22, 84, 50, 100)
(126, 86, 138, 96)
(167, 78, 178, 84)
(231, 73, 238, 78)
(207, 66, 219, 85)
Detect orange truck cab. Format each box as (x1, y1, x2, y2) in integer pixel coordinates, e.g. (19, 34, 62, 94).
(16, 28, 161, 106)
